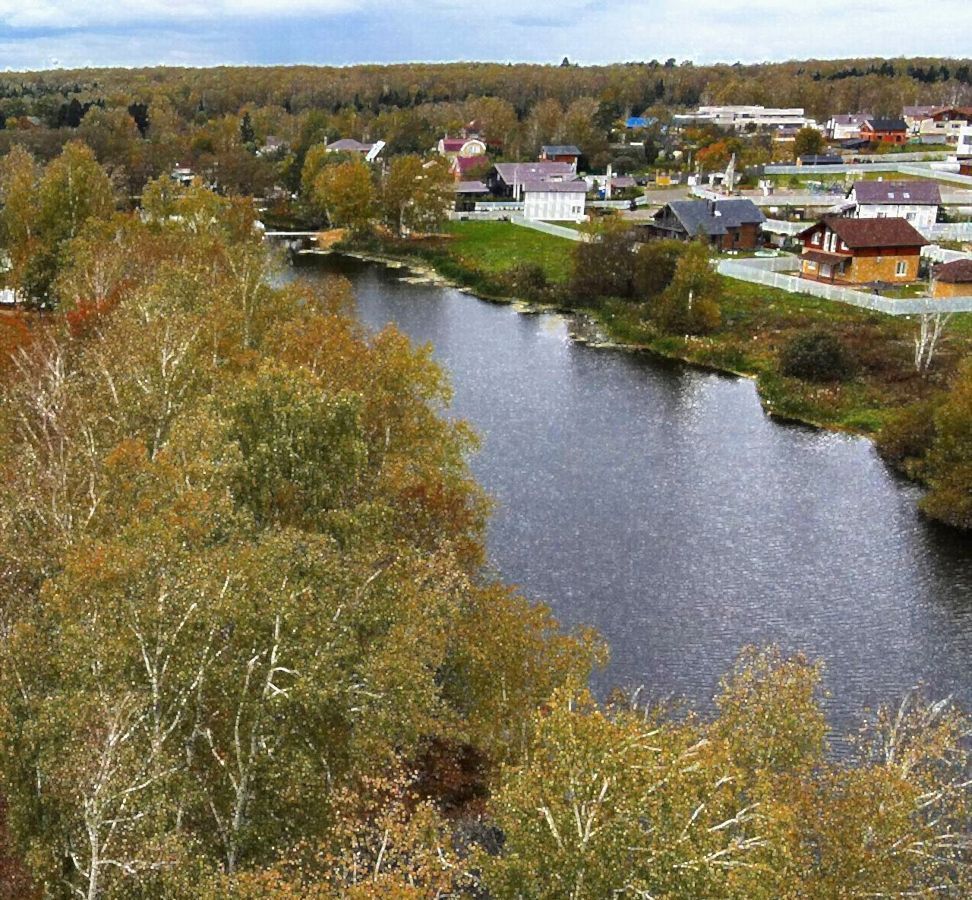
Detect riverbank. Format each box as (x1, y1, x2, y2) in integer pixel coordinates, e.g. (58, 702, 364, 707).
(330, 223, 971, 440)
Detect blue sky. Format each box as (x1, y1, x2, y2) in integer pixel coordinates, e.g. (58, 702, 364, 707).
(0, 1, 969, 70)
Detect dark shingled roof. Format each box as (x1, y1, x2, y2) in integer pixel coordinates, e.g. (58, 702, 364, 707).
(798, 216, 928, 249)
(656, 199, 765, 237)
(851, 180, 941, 206)
(541, 145, 581, 156)
(862, 118, 907, 132)
(934, 259, 972, 283)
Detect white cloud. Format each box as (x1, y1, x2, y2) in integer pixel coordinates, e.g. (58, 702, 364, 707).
(0, 0, 968, 68)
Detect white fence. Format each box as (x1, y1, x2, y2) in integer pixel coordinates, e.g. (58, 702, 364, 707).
(922, 244, 972, 264)
(511, 216, 589, 242)
(474, 201, 524, 213)
(717, 257, 972, 314)
(897, 165, 972, 187)
(920, 222, 972, 241)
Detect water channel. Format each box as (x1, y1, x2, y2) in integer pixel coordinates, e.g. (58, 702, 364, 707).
(292, 253, 972, 736)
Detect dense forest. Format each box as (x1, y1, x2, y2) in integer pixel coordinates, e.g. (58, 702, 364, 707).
(0, 57, 969, 192)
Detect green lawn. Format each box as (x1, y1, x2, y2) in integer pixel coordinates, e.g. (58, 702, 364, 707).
(440, 221, 575, 283)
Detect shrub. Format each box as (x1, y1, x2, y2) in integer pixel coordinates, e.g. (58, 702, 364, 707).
(501, 262, 549, 302)
(875, 399, 939, 476)
(779, 330, 854, 382)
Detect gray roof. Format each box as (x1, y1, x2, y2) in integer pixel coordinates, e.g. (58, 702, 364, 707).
(851, 180, 941, 206)
(656, 199, 765, 236)
(327, 138, 373, 152)
(493, 161, 576, 184)
(521, 180, 587, 194)
(862, 118, 907, 132)
(541, 145, 582, 156)
(454, 180, 489, 193)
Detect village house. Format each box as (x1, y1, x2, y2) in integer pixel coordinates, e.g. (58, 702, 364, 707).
(256, 135, 289, 157)
(672, 105, 816, 132)
(903, 105, 939, 133)
(956, 126, 972, 172)
(798, 216, 927, 284)
(827, 112, 872, 141)
(539, 145, 582, 167)
(521, 181, 587, 222)
(437, 135, 488, 160)
(646, 199, 765, 251)
(453, 180, 489, 212)
(326, 138, 386, 161)
(487, 161, 578, 199)
(859, 118, 909, 145)
(931, 259, 972, 298)
(450, 155, 488, 180)
(914, 107, 972, 145)
(844, 180, 941, 229)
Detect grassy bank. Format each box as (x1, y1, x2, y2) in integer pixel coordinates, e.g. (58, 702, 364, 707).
(343, 221, 970, 437)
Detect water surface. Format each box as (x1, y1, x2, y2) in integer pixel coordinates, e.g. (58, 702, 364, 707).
(294, 254, 972, 734)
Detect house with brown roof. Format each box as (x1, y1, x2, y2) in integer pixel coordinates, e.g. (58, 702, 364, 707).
(860, 118, 908, 145)
(797, 217, 928, 285)
(932, 259, 972, 298)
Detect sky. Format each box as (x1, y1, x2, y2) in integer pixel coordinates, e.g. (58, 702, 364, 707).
(0, 0, 969, 70)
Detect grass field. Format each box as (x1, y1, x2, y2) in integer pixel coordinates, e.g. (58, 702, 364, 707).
(438, 221, 575, 283)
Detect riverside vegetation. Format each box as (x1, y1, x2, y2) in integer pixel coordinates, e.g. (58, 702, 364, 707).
(354, 219, 972, 531)
(0, 145, 969, 898)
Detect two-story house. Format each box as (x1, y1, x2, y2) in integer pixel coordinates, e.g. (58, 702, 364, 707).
(860, 118, 908, 145)
(845, 180, 941, 229)
(798, 216, 927, 284)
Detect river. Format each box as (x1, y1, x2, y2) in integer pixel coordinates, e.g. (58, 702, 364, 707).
(292, 253, 972, 735)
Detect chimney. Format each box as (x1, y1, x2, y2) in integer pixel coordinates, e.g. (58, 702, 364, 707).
(605, 164, 613, 200)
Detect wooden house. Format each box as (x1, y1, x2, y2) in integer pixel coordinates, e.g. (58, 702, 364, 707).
(932, 259, 972, 298)
(797, 216, 927, 284)
(539, 145, 581, 167)
(646, 199, 765, 251)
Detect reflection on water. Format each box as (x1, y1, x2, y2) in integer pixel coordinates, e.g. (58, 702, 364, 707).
(292, 254, 972, 736)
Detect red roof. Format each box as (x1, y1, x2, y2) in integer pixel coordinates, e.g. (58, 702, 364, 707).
(799, 216, 928, 249)
(442, 138, 466, 152)
(453, 155, 486, 175)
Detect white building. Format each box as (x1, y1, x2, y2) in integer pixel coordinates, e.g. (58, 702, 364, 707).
(846, 180, 941, 229)
(827, 112, 871, 140)
(521, 181, 587, 222)
(673, 105, 817, 132)
(956, 126, 972, 158)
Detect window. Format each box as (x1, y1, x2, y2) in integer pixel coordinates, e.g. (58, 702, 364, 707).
(812, 232, 822, 246)
(895, 260, 908, 277)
